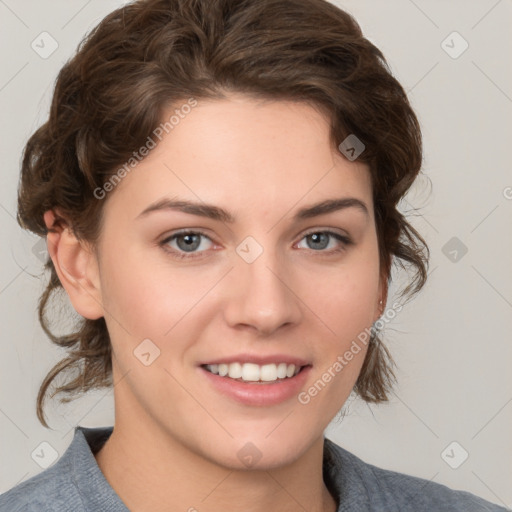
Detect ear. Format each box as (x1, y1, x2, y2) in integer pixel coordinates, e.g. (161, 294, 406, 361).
(373, 272, 389, 323)
(43, 209, 104, 320)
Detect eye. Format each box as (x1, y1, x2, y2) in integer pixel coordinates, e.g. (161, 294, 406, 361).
(296, 230, 352, 252)
(160, 230, 214, 257)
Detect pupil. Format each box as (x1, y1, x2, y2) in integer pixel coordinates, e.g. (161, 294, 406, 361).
(308, 232, 328, 250)
(178, 234, 200, 251)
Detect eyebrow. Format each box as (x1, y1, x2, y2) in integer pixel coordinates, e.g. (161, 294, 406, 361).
(136, 197, 369, 222)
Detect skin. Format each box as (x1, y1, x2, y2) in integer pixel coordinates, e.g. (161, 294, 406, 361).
(44, 94, 386, 512)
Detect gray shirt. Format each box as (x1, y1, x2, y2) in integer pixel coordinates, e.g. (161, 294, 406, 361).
(0, 426, 508, 511)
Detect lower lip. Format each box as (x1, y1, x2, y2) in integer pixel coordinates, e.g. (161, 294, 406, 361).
(199, 365, 312, 406)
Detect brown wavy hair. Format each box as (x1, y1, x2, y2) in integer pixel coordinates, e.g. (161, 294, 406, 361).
(16, 0, 429, 428)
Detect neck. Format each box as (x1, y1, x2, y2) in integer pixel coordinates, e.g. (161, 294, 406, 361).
(94, 412, 337, 512)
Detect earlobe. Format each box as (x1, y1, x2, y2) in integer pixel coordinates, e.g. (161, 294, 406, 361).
(374, 275, 388, 323)
(43, 210, 104, 320)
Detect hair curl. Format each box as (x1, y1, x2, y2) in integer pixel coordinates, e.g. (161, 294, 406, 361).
(16, 0, 429, 428)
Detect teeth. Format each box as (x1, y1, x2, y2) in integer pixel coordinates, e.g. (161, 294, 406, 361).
(260, 364, 277, 382)
(205, 362, 302, 382)
(228, 362, 242, 379)
(276, 362, 288, 379)
(286, 364, 296, 378)
(218, 364, 229, 377)
(242, 363, 260, 382)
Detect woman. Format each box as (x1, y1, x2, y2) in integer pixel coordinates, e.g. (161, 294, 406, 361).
(0, 0, 506, 510)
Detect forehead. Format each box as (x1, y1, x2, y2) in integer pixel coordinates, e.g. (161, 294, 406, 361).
(103, 95, 373, 221)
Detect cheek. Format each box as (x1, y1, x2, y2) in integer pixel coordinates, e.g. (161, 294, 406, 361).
(301, 257, 380, 342)
(97, 256, 212, 395)
(98, 245, 223, 352)
(297, 242, 380, 407)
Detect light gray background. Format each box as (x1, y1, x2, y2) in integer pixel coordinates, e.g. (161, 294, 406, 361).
(0, 0, 511, 507)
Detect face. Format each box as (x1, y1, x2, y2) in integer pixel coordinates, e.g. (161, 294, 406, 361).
(90, 94, 383, 469)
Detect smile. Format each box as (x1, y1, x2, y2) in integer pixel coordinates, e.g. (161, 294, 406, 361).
(200, 362, 312, 406)
(203, 362, 303, 382)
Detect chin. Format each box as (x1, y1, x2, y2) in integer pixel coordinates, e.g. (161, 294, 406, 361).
(203, 430, 317, 472)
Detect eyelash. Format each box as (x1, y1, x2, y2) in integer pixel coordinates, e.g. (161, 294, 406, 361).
(159, 229, 353, 260)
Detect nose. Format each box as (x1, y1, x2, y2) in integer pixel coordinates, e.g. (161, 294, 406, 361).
(222, 248, 303, 336)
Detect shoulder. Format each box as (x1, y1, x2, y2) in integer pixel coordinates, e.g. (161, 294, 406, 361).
(0, 426, 117, 512)
(0, 455, 81, 512)
(323, 437, 509, 511)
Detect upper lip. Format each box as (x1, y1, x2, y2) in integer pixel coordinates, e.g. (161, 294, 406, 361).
(199, 354, 311, 367)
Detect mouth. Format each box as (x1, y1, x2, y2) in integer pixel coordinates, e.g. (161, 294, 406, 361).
(198, 354, 312, 405)
(201, 362, 309, 384)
